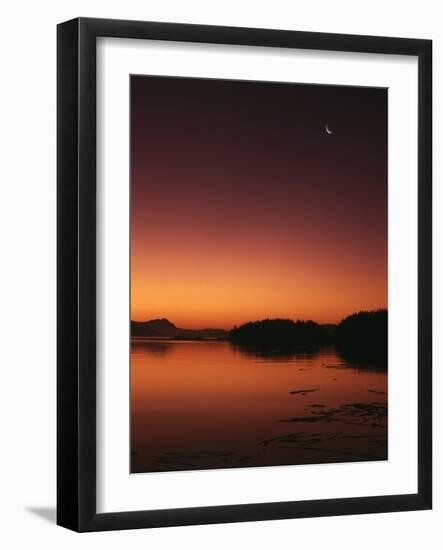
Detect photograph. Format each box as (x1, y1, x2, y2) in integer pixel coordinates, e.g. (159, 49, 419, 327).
(130, 75, 388, 474)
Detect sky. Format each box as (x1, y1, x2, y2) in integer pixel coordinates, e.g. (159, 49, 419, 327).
(131, 75, 387, 329)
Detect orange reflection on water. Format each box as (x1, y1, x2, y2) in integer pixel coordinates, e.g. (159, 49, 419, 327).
(131, 339, 387, 473)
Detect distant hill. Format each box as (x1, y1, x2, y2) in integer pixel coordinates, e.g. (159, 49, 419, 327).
(131, 318, 227, 340)
(132, 318, 176, 334)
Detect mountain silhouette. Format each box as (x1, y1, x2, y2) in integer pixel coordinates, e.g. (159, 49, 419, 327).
(138, 318, 177, 331)
(131, 318, 227, 340)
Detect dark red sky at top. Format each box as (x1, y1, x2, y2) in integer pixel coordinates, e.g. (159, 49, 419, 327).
(131, 75, 387, 329)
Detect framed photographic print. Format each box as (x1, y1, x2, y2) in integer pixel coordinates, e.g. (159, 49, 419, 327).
(57, 17, 432, 531)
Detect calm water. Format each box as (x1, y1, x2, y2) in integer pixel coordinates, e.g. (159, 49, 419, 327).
(131, 339, 387, 473)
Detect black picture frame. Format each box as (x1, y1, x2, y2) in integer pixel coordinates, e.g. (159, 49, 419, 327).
(57, 17, 432, 532)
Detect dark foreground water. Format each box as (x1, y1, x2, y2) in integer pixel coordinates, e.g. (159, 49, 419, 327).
(131, 339, 387, 473)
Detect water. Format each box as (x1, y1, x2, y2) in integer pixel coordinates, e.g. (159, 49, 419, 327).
(131, 339, 387, 473)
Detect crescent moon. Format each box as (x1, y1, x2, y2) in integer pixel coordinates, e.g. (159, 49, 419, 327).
(325, 123, 333, 135)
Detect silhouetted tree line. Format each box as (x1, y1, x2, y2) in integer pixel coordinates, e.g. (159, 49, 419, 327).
(229, 318, 331, 348)
(228, 310, 388, 367)
(335, 309, 387, 366)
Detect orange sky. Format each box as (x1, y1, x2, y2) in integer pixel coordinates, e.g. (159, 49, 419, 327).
(131, 76, 387, 329)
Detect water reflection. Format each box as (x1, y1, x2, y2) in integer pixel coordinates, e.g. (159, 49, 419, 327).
(131, 339, 387, 473)
(230, 342, 324, 361)
(131, 338, 174, 356)
(335, 345, 387, 371)
(230, 341, 386, 371)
